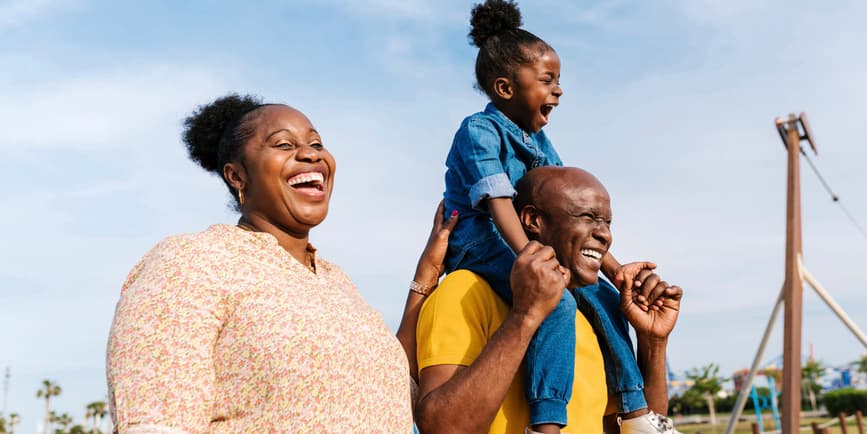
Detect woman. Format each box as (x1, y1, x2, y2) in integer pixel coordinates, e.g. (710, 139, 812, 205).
(106, 94, 456, 432)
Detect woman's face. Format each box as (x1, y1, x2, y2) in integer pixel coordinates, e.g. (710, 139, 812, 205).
(239, 105, 336, 235)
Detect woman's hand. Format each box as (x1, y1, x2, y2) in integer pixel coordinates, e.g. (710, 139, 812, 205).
(412, 201, 459, 290)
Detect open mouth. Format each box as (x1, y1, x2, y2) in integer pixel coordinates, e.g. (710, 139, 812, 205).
(580, 248, 603, 262)
(540, 104, 556, 122)
(287, 171, 325, 192)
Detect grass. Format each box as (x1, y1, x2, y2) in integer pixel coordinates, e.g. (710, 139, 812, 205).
(673, 412, 865, 434)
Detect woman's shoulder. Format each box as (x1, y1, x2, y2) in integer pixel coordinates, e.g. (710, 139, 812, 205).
(124, 225, 250, 281)
(144, 224, 244, 259)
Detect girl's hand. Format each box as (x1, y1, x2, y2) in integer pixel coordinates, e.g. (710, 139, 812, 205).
(413, 201, 459, 290)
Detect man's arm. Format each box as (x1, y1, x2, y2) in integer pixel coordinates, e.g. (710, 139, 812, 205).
(415, 242, 569, 434)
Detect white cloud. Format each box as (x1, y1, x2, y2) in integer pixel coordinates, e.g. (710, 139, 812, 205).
(0, 64, 226, 153)
(0, 0, 71, 30)
(315, 0, 459, 22)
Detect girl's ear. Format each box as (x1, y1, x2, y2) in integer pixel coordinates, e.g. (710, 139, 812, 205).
(492, 77, 514, 100)
(223, 161, 247, 194)
(519, 204, 542, 240)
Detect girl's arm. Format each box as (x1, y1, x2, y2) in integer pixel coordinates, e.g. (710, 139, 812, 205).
(396, 201, 458, 383)
(488, 197, 530, 254)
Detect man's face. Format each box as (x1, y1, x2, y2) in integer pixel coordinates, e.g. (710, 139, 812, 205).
(535, 175, 613, 288)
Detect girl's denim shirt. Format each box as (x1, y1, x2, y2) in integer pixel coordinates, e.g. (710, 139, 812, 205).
(443, 103, 562, 268)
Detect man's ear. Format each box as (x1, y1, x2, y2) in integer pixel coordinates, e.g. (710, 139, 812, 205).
(492, 77, 514, 101)
(519, 204, 542, 240)
(223, 161, 247, 193)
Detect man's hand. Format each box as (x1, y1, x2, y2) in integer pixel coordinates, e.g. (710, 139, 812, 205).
(510, 241, 570, 327)
(620, 269, 682, 340)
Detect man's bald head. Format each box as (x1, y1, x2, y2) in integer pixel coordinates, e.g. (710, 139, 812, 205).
(515, 166, 613, 288)
(514, 166, 608, 214)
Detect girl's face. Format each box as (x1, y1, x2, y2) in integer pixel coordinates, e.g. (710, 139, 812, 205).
(503, 48, 563, 133)
(239, 105, 336, 236)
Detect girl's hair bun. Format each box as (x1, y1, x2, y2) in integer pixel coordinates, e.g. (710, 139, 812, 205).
(182, 93, 262, 173)
(469, 0, 523, 47)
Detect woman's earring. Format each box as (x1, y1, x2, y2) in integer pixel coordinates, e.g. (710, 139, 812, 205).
(238, 189, 245, 205)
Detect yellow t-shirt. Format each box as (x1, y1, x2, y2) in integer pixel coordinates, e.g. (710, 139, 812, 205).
(417, 270, 608, 434)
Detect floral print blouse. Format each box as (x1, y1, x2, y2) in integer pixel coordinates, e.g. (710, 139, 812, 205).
(107, 224, 412, 433)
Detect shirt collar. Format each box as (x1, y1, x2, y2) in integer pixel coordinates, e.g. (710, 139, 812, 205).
(484, 103, 532, 139)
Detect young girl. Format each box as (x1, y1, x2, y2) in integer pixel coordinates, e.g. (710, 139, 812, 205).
(441, 1, 679, 433)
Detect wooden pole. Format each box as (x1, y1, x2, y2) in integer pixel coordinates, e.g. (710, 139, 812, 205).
(780, 113, 804, 433)
(751, 422, 760, 434)
(840, 412, 850, 434)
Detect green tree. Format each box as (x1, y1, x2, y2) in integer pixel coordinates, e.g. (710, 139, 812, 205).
(8, 413, 20, 434)
(686, 363, 723, 425)
(802, 359, 826, 411)
(51, 412, 73, 434)
(36, 380, 62, 434)
(85, 401, 107, 434)
(68, 426, 88, 434)
(856, 354, 867, 374)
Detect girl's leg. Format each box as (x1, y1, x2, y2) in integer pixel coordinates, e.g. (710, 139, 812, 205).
(574, 280, 647, 414)
(524, 291, 576, 428)
(457, 240, 575, 428)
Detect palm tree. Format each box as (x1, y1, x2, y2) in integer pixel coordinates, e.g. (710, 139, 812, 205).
(85, 401, 107, 434)
(802, 359, 826, 411)
(8, 413, 19, 434)
(85, 404, 94, 433)
(51, 412, 73, 434)
(686, 363, 723, 425)
(36, 380, 62, 434)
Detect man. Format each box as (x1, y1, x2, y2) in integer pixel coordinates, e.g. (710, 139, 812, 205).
(414, 167, 682, 433)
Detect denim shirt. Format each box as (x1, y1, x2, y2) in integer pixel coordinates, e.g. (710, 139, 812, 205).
(443, 103, 562, 267)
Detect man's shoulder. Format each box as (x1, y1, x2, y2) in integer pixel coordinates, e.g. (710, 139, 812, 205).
(425, 270, 507, 313)
(417, 270, 509, 370)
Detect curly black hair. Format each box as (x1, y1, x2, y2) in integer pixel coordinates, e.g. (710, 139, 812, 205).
(469, 0, 553, 98)
(181, 93, 266, 206)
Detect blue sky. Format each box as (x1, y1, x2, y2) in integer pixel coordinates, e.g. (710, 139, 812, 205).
(1, 0, 865, 431)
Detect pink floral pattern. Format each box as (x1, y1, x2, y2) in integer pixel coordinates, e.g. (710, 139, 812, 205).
(107, 224, 412, 433)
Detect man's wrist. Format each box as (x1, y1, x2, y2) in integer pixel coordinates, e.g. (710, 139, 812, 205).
(636, 333, 669, 347)
(506, 306, 544, 333)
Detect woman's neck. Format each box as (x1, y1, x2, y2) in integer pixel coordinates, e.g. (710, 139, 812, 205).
(238, 215, 311, 265)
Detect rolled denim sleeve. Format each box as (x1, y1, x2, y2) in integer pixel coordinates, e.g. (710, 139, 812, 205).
(469, 174, 515, 209)
(456, 119, 516, 210)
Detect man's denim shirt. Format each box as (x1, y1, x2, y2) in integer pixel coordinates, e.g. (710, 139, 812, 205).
(443, 103, 562, 267)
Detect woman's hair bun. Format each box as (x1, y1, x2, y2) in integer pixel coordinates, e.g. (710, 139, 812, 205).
(469, 0, 523, 47)
(182, 93, 262, 173)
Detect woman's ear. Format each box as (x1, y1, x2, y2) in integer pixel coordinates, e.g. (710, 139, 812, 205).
(519, 204, 542, 240)
(492, 77, 514, 101)
(223, 162, 247, 193)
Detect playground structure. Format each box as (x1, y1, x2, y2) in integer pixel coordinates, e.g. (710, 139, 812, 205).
(733, 367, 782, 432)
(723, 113, 867, 434)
